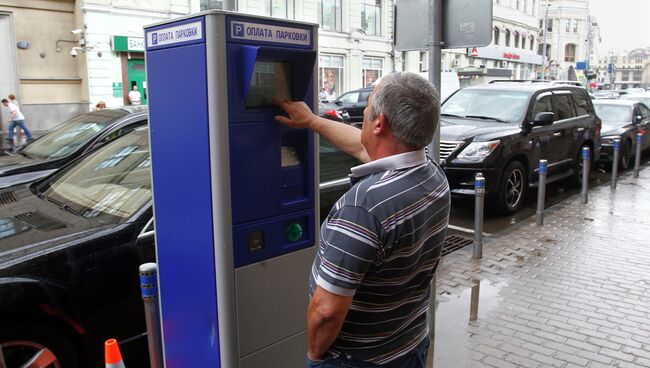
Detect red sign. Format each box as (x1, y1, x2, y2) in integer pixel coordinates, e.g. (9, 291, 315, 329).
(503, 52, 520, 60)
(471, 47, 478, 57)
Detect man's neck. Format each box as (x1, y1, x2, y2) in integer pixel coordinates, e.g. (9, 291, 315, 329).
(368, 140, 411, 161)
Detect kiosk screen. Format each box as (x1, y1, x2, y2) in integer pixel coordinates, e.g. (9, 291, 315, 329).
(246, 61, 292, 108)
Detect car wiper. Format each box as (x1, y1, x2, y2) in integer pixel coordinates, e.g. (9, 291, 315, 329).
(45, 196, 83, 217)
(465, 115, 509, 123)
(441, 113, 464, 118)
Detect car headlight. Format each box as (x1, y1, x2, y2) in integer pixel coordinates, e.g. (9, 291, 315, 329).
(457, 140, 500, 159)
(601, 136, 617, 144)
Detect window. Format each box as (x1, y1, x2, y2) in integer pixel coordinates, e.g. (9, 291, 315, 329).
(200, 0, 223, 10)
(362, 57, 383, 87)
(530, 36, 535, 51)
(361, 0, 381, 36)
(516, 0, 521, 9)
(338, 92, 359, 103)
(514, 33, 520, 48)
(554, 93, 576, 120)
(572, 91, 593, 116)
(565, 19, 571, 32)
(419, 51, 427, 72)
(319, 54, 344, 101)
(260, 0, 291, 17)
(622, 72, 630, 81)
(572, 19, 579, 32)
(633, 71, 643, 81)
(521, 37, 526, 50)
(547, 19, 553, 32)
(564, 44, 576, 62)
(494, 27, 500, 45)
(318, 0, 342, 31)
(531, 94, 553, 121)
(505, 29, 511, 46)
(442, 89, 530, 124)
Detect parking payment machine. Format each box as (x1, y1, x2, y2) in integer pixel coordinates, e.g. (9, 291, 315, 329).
(144, 11, 318, 367)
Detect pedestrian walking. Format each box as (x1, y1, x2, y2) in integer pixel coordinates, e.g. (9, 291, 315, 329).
(8, 94, 19, 107)
(128, 85, 142, 105)
(2, 98, 33, 142)
(275, 72, 450, 368)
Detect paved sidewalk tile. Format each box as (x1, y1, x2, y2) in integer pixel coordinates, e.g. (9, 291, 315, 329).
(434, 164, 650, 368)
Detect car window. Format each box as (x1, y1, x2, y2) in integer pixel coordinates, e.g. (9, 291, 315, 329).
(639, 104, 650, 119)
(441, 89, 529, 123)
(360, 91, 371, 102)
(338, 92, 359, 103)
(21, 111, 126, 159)
(593, 104, 632, 122)
(93, 119, 147, 148)
(572, 91, 593, 116)
(319, 137, 360, 183)
(41, 128, 151, 223)
(531, 94, 553, 121)
(554, 93, 576, 120)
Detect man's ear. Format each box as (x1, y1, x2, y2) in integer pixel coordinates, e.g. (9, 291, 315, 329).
(373, 113, 388, 136)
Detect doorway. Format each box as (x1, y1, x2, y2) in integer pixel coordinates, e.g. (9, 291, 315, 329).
(127, 59, 147, 105)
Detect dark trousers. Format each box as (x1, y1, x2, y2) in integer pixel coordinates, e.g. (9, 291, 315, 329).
(7, 120, 33, 140)
(306, 337, 430, 368)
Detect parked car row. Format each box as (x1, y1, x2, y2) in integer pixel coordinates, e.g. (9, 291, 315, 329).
(0, 81, 648, 367)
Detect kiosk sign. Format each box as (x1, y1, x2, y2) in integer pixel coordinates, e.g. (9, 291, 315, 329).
(230, 21, 311, 46)
(147, 21, 203, 47)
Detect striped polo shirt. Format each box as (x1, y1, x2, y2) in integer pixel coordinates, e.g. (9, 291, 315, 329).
(310, 148, 450, 364)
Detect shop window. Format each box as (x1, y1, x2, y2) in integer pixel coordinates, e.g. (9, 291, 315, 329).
(319, 54, 344, 101)
(362, 57, 383, 87)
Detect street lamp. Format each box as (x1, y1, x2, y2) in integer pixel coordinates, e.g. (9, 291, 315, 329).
(541, 0, 550, 80)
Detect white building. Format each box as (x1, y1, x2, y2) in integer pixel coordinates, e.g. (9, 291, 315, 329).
(539, 0, 591, 80)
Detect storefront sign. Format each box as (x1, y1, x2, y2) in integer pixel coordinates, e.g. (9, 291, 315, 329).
(467, 46, 543, 65)
(112, 36, 145, 52)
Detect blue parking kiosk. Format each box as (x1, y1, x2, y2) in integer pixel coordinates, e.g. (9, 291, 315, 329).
(144, 11, 318, 367)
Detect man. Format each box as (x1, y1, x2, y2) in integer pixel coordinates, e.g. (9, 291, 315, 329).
(2, 98, 33, 143)
(275, 72, 450, 367)
(128, 85, 142, 105)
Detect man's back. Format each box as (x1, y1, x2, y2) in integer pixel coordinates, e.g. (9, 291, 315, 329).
(310, 151, 450, 364)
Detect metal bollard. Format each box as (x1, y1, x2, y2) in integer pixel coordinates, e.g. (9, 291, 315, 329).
(536, 159, 547, 226)
(473, 174, 485, 259)
(140, 263, 164, 368)
(469, 280, 480, 322)
(611, 138, 620, 190)
(581, 147, 590, 204)
(634, 133, 642, 178)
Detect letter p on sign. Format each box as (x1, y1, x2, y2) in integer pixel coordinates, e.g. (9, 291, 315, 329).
(233, 23, 244, 37)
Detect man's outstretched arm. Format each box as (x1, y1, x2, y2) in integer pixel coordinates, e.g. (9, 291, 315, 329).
(274, 99, 371, 163)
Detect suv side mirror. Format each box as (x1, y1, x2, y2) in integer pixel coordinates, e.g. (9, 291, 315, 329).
(634, 115, 643, 124)
(534, 112, 555, 126)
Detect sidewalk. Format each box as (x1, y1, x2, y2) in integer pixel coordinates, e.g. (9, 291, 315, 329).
(434, 164, 650, 368)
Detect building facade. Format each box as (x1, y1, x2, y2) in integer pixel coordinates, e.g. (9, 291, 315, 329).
(597, 48, 650, 90)
(539, 0, 592, 81)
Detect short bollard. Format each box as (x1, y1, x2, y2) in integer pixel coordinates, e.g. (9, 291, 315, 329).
(634, 133, 642, 178)
(581, 147, 590, 204)
(139, 263, 164, 368)
(473, 174, 485, 259)
(469, 280, 480, 322)
(536, 159, 547, 226)
(611, 138, 620, 190)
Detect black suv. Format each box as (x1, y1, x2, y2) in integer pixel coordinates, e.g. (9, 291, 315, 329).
(440, 82, 601, 214)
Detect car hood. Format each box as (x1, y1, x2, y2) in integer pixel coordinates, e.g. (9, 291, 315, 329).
(0, 154, 54, 176)
(0, 185, 129, 268)
(601, 121, 631, 137)
(441, 118, 521, 142)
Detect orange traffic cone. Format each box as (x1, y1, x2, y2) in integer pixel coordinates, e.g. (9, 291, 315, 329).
(105, 339, 126, 368)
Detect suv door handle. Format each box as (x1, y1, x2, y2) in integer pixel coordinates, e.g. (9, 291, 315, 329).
(553, 132, 562, 137)
(575, 127, 585, 133)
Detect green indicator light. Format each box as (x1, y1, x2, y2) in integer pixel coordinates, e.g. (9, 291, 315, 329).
(285, 222, 303, 242)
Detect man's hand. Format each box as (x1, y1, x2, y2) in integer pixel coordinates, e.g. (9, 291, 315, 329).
(273, 98, 318, 129)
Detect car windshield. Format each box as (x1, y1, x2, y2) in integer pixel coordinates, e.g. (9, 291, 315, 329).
(40, 127, 151, 222)
(441, 89, 530, 123)
(622, 95, 650, 108)
(594, 104, 632, 122)
(21, 110, 126, 159)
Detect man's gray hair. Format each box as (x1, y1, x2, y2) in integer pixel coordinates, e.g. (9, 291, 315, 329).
(368, 72, 440, 150)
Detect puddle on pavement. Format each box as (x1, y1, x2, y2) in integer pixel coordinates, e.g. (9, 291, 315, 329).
(434, 279, 507, 367)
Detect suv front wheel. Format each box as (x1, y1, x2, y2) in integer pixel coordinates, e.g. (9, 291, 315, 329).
(494, 161, 528, 215)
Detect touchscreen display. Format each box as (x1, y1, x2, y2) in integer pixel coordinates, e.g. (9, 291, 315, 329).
(246, 61, 292, 108)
